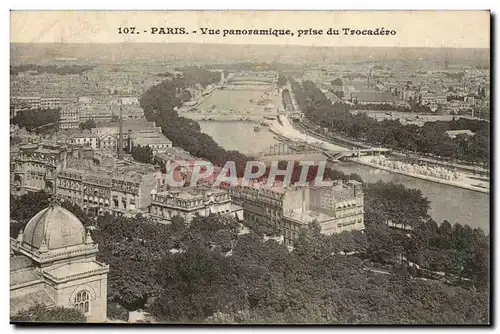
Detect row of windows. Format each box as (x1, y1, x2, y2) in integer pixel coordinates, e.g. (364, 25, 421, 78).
(23, 162, 49, 170)
(336, 208, 363, 218)
(26, 174, 44, 181)
(338, 219, 363, 228)
(84, 187, 110, 196)
(152, 206, 199, 218)
(59, 179, 82, 189)
(58, 189, 80, 199)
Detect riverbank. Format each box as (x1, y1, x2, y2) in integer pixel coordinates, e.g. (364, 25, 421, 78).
(268, 117, 490, 194)
(267, 116, 348, 152)
(353, 156, 489, 194)
(178, 113, 276, 122)
(296, 118, 489, 176)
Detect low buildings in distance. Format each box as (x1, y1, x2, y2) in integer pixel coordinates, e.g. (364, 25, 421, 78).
(306, 62, 489, 118)
(54, 119, 173, 154)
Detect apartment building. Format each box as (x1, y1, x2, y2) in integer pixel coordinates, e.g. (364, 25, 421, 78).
(130, 131, 173, 152)
(149, 186, 243, 224)
(59, 103, 80, 129)
(228, 180, 365, 245)
(69, 133, 100, 149)
(10, 141, 80, 196)
(56, 162, 160, 215)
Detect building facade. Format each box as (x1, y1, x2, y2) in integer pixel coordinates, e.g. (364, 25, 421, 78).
(59, 103, 80, 129)
(150, 186, 243, 224)
(56, 163, 159, 215)
(10, 142, 92, 196)
(11, 142, 69, 196)
(69, 134, 100, 150)
(229, 180, 365, 244)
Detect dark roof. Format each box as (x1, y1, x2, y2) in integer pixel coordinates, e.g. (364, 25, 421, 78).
(11, 268, 40, 286)
(351, 91, 399, 102)
(10, 289, 55, 316)
(10, 255, 33, 271)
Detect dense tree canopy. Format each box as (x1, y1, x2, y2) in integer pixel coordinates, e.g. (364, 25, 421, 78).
(79, 119, 96, 130)
(10, 187, 490, 324)
(12, 108, 60, 132)
(10, 64, 95, 75)
(331, 78, 343, 86)
(131, 145, 154, 164)
(277, 72, 287, 87)
(12, 303, 86, 323)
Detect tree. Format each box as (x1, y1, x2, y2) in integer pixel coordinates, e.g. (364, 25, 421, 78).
(131, 145, 153, 164)
(12, 108, 60, 132)
(464, 239, 490, 291)
(10, 191, 50, 236)
(277, 72, 287, 87)
(107, 302, 129, 321)
(331, 78, 343, 86)
(333, 91, 344, 99)
(11, 303, 86, 323)
(79, 119, 96, 130)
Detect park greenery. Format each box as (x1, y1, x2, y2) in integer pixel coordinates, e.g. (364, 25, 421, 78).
(12, 108, 60, 132)
(291, 79, 489, 166)
(277, 72, 287, 87)
(11, 303, 86, 323)
(352, 102, 432, 114)
(131, 145, 154, 164)
(79, 119, 96, 131)
(10, 64, 95, 76)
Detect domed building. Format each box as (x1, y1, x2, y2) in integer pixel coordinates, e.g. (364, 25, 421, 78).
(10, 205, 109, 322)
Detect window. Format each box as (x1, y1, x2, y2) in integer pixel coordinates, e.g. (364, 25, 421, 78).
(73, 290, 90, 315)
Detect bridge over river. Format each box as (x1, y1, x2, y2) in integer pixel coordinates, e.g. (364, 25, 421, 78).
(260, 140, 390, 161)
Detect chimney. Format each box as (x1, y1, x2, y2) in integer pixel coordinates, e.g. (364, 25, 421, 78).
(301, 186, 307, 221)
(128, 129, 132, 152)
(118, 104, 123, 159)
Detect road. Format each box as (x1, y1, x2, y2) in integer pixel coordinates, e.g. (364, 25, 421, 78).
(267, 115, 349, 152)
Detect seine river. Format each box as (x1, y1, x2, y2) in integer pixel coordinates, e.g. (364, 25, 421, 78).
(199, 121, 490, 233)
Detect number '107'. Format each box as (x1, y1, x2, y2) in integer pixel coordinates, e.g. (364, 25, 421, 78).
(118, 27, 136, 34)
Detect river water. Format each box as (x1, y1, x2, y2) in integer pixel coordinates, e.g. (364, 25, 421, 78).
(199, 121, 490, 233)
(200, 121, 281, 155)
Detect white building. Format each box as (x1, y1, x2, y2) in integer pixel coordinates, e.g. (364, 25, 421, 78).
(10, 205, 109, 322)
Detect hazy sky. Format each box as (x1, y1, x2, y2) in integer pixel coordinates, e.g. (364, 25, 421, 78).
(10, 11, 490, 48)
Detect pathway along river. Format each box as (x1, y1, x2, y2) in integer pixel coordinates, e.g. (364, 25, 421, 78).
(199, 121, 490, 233)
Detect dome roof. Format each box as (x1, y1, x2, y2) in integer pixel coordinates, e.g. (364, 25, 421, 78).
(22, 206, 86, 250)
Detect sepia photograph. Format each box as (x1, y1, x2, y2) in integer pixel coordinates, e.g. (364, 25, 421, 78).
(8, 10, 491, 325)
